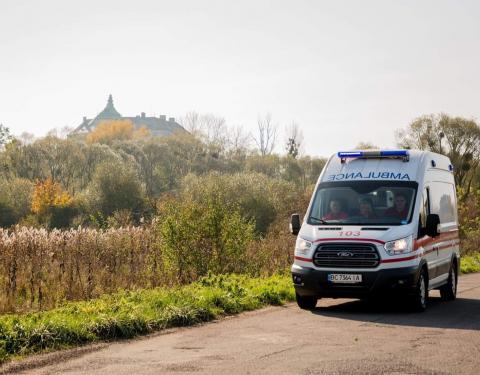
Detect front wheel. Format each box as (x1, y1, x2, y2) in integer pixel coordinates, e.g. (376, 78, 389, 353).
(440, 263, 457, 301)
(296, 293, 317, 310)
(410, 269, 428, 312)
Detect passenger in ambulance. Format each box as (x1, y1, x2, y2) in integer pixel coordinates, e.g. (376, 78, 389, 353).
(358, 197, 376, 219)
(323, 198, 349, 220)
(385, 193, 409, 219)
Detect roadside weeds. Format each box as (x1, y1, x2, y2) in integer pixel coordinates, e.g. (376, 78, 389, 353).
(0, 273, 294, 365)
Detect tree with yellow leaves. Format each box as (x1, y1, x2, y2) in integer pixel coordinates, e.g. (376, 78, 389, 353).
(31, 178, 75, 228)
(86, 120, 150, 144)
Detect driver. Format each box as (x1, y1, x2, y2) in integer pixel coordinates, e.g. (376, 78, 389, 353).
(323, 198, 348, 220)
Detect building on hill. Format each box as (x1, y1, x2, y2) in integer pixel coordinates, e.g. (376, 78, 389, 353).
(72, 95, 187, 137)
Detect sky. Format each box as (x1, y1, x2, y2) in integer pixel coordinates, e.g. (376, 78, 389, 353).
(0, 0, 479, 156)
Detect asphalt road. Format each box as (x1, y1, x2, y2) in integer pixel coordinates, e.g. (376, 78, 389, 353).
(4, 273, 480, 375)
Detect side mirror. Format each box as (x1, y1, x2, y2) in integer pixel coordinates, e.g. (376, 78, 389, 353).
(290, 214, 301, 235)
(426, 213, 440, 237)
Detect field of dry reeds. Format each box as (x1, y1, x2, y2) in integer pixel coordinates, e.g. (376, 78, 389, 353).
(0, 225, 165, 313)
(0, 222, 294, 313)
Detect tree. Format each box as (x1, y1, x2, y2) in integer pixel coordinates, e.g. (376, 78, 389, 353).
(88, 162, 145, 217)
(31, 178, 72, 215)
(31, 178, 75, 228)
(355, 142, 378, 150)
(395, 114, 444, 152)
(253, 114, 277, 156)
(285, 122, 303, 158)
(86, 120, 150, 144)
(0, 178, 34, 224)
(0, 124, 12, 148)
(396, 114, 480, 190)
(227, 124, 251, 155)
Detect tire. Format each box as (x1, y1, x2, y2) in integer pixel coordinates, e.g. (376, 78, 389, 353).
(440, 262, 457, 301)
(296, 293, 317, 310)
(410, 269, 428, 312)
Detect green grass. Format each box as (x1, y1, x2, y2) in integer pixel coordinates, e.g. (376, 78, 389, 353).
(0, 273, 294, 364)
(461, 252, 480, 274)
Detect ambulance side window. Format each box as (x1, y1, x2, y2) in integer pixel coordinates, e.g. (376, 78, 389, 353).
(418, 187, 430, 237)
(429, 182, 457, 224)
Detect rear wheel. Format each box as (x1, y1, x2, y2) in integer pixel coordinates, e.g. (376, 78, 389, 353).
(296, 293, 317, 310)
(440, 262, 457, 301)
(410, 269, 428, 312)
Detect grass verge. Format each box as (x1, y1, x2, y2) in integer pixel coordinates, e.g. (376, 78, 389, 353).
(461, 252, 480, 274)
(0, 273, 294, 364)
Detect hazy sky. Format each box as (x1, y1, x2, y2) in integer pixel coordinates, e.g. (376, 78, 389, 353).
(1, 0, 479, 156)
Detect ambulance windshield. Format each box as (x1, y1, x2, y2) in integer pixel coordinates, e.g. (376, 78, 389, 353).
(308, 181, 418, 225)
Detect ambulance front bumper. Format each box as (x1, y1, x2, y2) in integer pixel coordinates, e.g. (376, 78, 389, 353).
(292, 265, 421, 298)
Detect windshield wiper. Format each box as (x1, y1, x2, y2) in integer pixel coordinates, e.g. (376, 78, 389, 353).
(309, 216, 329, 224)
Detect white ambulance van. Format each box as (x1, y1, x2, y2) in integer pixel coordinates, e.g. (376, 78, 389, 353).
(290, 150, 460, 312)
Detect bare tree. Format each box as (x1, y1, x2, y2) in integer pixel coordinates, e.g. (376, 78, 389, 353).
(285, 122, 303, 158)
(253, 114, 277, 156)
(18, 132, 36, 145)
(180, 111, 201, 136)
(228, 124, 251, 154)
(179, 111, 228, 148)
(201, 114, 228, 148)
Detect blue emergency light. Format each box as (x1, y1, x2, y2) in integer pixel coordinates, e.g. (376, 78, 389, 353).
(337, 150, 409, 163)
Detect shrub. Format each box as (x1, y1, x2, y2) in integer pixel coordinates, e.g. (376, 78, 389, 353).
(0, 178, 33, 226)
(88, 162, 146, 217)
(31, 178, 76, 228)
(457, 188, 480, 254)
(158, 197, 256, 283)
(180, 172, 298, 234)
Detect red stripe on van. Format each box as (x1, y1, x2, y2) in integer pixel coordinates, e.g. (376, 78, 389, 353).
(414, 230, 459, 250)
(380, 253, 421, 263)
(294, 256, 313, 262)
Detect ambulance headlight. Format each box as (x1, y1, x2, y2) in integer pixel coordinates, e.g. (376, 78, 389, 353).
(384, 235, 413, 255)
(295, 238, 313, 256)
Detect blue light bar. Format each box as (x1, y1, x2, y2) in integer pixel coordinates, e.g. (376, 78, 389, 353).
(337, 150, 409, 163)
(379, 150, 409, 157)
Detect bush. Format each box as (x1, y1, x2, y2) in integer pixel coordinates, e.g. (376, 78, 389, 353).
(180, 172, 298, 234)
(461, 253, 480, 274)
(31, 178, 76, 228)
(88, 162, 146, 217)
(0, 178, 33, 226)
(457, 188, 480, 254)
(158, 197, 256, 283)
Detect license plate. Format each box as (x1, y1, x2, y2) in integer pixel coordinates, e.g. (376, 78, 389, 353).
(328, 274, 362, 283)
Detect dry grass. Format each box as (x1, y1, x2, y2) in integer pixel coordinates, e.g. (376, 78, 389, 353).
(0, 221, 294, 314)
(0, 225, 164, 313)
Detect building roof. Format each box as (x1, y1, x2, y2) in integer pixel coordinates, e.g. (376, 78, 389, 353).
(72, 95, 187, 137)
(96, 94, 122, 120)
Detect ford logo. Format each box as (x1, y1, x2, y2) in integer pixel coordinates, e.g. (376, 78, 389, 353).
(337, 251, 354, 257)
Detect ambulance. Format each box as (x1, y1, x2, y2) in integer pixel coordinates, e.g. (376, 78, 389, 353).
(290, 150, 460, 312)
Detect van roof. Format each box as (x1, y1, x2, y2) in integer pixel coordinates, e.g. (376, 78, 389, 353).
(320, 149, 452, 183)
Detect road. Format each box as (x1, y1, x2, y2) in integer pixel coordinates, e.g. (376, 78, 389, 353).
(4, 273, 480, 375)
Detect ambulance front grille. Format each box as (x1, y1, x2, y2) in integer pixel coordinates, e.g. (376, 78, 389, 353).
(313, 243, 380, 268)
